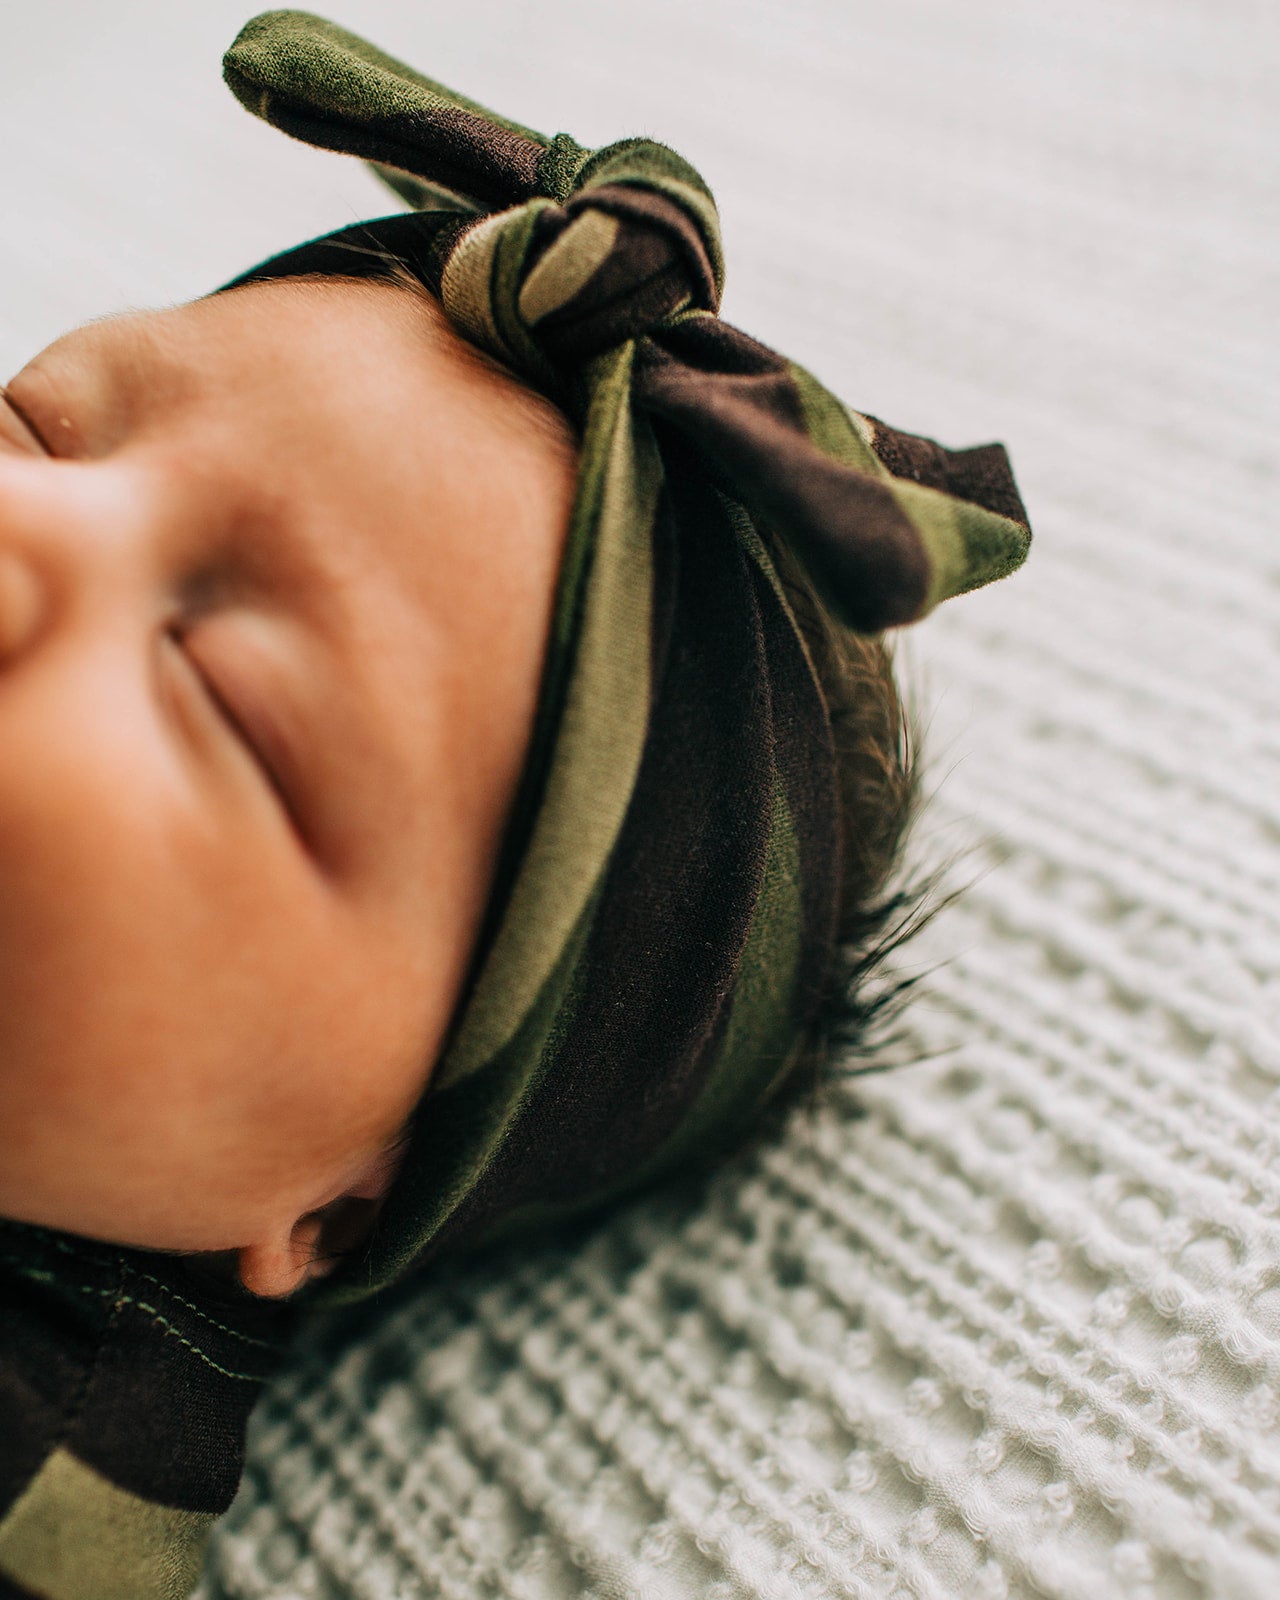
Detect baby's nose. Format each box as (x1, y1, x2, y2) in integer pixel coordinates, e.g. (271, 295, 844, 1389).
(0, 549, 46, 667)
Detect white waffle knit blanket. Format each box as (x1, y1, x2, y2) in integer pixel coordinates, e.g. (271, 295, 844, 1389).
(2, 1, 1276, 1595)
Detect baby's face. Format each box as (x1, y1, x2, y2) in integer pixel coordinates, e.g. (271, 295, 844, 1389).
(0, 275, 575, 1294)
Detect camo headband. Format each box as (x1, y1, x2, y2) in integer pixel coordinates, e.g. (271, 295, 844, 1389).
(217, 8, 1033, 1303)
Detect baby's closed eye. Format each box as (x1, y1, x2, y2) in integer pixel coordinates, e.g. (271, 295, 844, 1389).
(164, 614, 309, 849)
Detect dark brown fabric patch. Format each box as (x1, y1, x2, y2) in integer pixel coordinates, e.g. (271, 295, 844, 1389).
(639, 331, 930, 629)
(866, 417, 1030, 527)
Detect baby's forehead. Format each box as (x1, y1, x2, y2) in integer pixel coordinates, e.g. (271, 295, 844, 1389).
(27, 278, 433, 397)
(20, 292, 422, 491)
(20, 280, 575, 498)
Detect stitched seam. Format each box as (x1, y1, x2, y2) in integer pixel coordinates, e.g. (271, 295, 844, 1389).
(119, 1262, 279, 1349)
(0, 1232, 279, 1349)
(105, 1294, 265, 1384)
(3, 1262, 266, 1383)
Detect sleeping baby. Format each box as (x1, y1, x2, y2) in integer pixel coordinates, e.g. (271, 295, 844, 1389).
(0, 11, 1031, 1600)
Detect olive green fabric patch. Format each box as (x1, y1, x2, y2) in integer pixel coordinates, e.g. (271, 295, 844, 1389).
(0, 1449, 213, 1600)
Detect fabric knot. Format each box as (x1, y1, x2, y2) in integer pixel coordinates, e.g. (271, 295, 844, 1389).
(223, 13, 724, 381)
(437, 138, 724, 384)
(519, 172, 722, 363)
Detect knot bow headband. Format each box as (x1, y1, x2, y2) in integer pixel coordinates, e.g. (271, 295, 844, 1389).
(223, 9, 1029, 633)
(219, 9, 1033, 1300)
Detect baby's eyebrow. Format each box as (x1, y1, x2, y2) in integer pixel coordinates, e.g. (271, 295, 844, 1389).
(21, 322, 339, 626)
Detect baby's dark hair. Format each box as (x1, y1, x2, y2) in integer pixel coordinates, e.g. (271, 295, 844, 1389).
(768, 532, 930, 1104)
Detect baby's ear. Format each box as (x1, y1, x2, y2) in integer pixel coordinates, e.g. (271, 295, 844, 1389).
(237, 1214, 327, 1299)
(237, 1145, 407, 1298)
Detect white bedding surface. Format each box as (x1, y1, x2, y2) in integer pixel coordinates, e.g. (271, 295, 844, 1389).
(4, 3, 1278, 1595)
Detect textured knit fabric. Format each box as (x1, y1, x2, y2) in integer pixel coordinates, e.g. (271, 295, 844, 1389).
(218, 8, 1031, 1301)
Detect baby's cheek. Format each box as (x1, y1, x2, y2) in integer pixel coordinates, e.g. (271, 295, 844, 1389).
(0, 657, 435, 1244)
(0, 776, 314, 1224)
(150, 867, 438, 1189)
(256, 916, 440, 1168)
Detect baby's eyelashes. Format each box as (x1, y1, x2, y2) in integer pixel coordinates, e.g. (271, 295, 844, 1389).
(2, 355, 97, 458)
(0, 387, 46, 455)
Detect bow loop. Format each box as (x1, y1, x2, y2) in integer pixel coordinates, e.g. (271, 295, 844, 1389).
(224, 15, 726, 374)
(223, 9, 558, 207)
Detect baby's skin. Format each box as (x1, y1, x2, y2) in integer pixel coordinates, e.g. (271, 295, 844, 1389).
(0, 276, 576, 1297)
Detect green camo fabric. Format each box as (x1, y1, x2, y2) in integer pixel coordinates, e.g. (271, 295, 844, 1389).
(0, 13, 1032, 1599)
